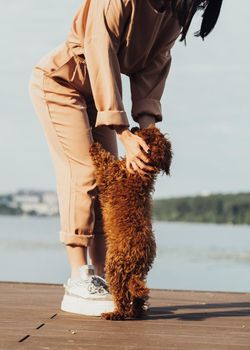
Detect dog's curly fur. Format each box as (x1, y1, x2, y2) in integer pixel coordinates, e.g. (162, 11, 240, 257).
(89, 124, 173, 320)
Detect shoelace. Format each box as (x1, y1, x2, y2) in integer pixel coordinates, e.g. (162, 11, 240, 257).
(68, 275, 109, 295)
(64, 275, 110, 295)
(87, 275, 109, 294)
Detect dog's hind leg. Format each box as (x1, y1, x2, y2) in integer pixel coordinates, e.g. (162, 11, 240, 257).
(128, 274, 150, 298)
(101, 260, 132, 320)
(125, 274, 150, 318)
(106, 275, 149, 319)
(125, 297, 149, 319)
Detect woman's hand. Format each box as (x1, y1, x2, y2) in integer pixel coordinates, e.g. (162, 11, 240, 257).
(114, 126, 155, 176)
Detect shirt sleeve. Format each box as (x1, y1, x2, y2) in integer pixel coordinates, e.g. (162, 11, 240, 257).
(129, 48, 173, 124)
(83, 0, 131, 129)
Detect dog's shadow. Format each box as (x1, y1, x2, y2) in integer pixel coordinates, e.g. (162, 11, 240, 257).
(127, 301, 250, 321)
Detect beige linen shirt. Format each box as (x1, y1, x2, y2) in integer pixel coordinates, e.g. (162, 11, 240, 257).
(66, 0, 181, 128)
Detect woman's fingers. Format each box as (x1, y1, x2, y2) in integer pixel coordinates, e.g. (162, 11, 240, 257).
(130, 160, 145, 175)
(137, 137, 152, 163)
(126, 158, 143, 175)
(134, 158, 155, 173)
(138, 137, 151, 155)
(126, 159, 135, 174)
(138, 151, 151, 165)
(123, 133, 155, 175)
(130, 159, 152, 176)
(126, 154, 155, 176)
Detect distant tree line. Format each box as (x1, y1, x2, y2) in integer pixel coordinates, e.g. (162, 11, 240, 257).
(152, 193, 250, 225)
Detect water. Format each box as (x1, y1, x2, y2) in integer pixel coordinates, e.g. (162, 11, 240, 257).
(0, 215, 250, 292)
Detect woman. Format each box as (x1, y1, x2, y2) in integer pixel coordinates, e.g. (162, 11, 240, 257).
(29, 0, 223, 316)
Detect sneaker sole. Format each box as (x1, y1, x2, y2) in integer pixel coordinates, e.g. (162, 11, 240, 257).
(61, 294, 115, 316)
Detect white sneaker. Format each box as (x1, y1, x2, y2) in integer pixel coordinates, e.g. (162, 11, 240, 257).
(61, 264, 115, 316)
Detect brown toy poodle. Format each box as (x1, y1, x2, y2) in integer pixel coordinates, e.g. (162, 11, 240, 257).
(89, 123, 172, 320)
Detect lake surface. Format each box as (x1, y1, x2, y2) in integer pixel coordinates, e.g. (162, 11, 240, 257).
(0, 215, 250, 292)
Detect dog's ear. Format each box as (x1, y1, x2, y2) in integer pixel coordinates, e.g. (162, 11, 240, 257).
(161, 138, 173, 175)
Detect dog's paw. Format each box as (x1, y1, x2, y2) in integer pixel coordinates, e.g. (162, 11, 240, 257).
(101, 311, 125, 321)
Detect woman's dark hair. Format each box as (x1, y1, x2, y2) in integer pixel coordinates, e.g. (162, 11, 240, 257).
(169, 0, 224, 43)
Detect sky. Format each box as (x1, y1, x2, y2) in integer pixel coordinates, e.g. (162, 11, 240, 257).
(0, 0, 249, 199)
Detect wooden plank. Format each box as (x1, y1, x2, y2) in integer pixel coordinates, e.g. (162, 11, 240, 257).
(0, 282, 60, 349)
(0, 282, 249, 350)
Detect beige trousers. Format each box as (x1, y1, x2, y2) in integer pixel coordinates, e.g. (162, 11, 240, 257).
(28, 42, 118, 247)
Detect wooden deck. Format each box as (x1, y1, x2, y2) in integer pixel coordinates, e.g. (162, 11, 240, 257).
(0, 282, 250, 350)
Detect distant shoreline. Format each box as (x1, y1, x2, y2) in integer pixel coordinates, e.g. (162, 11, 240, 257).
(1, 190, 249, 225)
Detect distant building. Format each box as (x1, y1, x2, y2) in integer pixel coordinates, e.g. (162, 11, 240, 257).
(0, 189, 59, 216)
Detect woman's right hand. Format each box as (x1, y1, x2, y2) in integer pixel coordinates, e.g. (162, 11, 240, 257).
(116, 127, 155, 176)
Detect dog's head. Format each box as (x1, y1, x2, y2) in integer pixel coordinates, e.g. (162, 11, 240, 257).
(130, 123, 173, 175)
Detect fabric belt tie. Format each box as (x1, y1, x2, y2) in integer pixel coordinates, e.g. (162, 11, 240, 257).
(66, 42, 86, 84)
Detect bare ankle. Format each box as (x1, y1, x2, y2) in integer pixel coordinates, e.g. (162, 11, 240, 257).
(66, 245, 88, 279)
(71, 265, 85, 279)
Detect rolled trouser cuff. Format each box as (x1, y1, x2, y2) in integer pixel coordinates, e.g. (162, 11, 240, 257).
(59, 230, 94, 247)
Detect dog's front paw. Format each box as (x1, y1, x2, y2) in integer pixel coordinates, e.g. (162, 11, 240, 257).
(101, 311, 125, 320)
